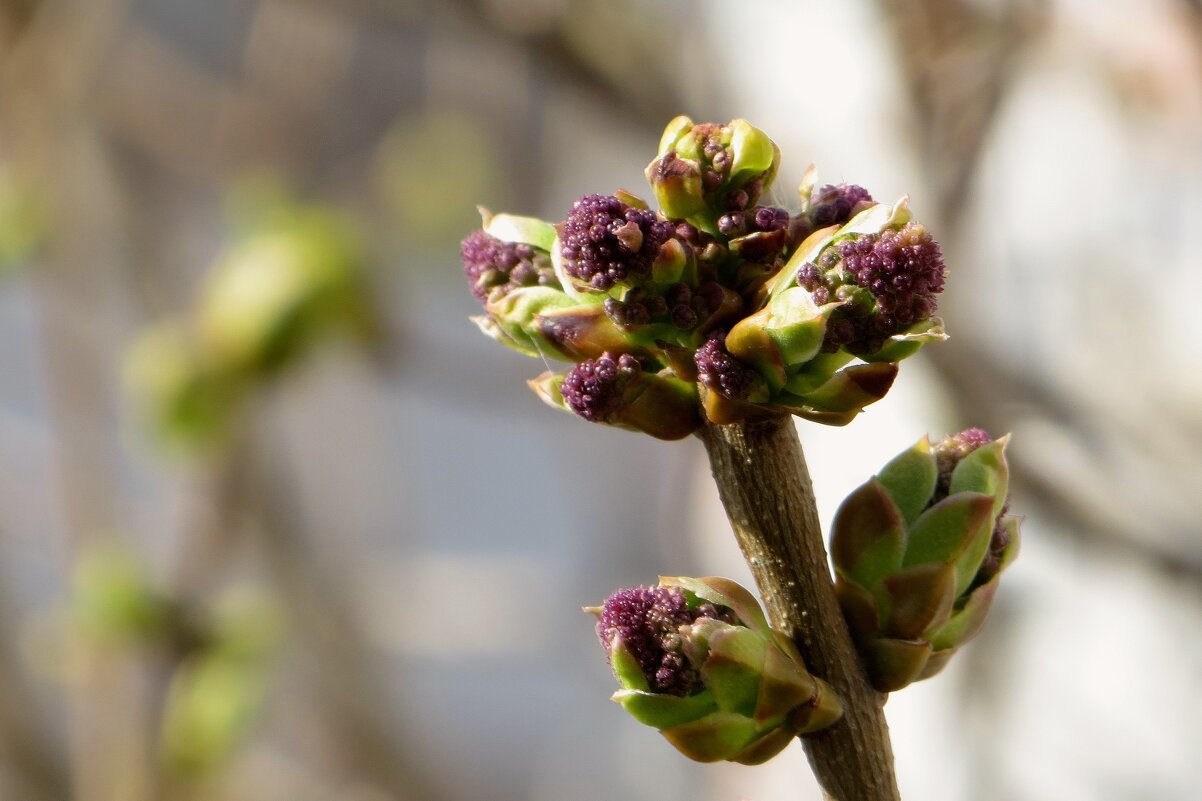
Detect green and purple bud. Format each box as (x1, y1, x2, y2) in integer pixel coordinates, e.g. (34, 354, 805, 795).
(465, 210, 666, 361)
(645, 117, 780, 230)
(460, 229, 556, 302)
(589, 576, 842, 764)
(694, 332, 763, 402)
(556, 193, 680, 292)
(530, 353, 701, 440)
(831, 429, 1021, 692)
(808, 183, 873, 227)
(776, 198, 947, 362)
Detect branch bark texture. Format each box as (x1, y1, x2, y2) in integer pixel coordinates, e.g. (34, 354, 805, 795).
(698, 416, 899, 801)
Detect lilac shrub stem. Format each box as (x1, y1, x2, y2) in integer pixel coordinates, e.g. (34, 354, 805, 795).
(698, 415, 900, 801)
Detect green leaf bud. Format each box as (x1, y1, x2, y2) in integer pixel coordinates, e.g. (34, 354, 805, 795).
(591, 577, 841, 764)
(123, 322, 240, 450)
(197, 207, 374, 376)
(72, 546, 175, 644)
(831, 430, 1021, 691)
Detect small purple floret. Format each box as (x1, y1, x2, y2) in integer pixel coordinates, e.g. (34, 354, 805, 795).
(695, 333, 756, 400)
(597, 585, 730, 696)
(753, 206, 789, 232)
(560, 352, 641, 422)
(559, 194, 676, 291)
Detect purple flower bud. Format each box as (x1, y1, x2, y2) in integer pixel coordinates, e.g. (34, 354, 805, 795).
(695, 333, 756, 400)
(930, 427, 993, 498)
(596, 585, 731, 696)
(796, 262, 822, 291)
(839, 222, 945, 314)
(559, 194, 676, 291)
(724, 188, 751, 210)
(809, 183, 873, 228)
(819, 222, 945, 355)
(717, 213, 747, 237)
(675, 222, 701, 243)
(752, 206, 789, 232)
(460, 230, 554, 302)
(671, 304, 698, 330)
(933, 427, 993, 483)
(560, 352, 641, 422)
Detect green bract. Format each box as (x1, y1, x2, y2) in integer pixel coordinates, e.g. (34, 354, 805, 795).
(831, 435, 1021, 692)
(595, 576, 842, 764)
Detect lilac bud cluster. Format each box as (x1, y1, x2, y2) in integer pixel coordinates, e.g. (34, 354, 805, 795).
(790, 184, 873, 246)
(597, 585, 733, 696)
(463, 118, 951, 432)
(559, 194, 677, 291)
(560, 352, 641, 422)
(695, 333, 756, 400)
(692, 123, 763, 211)
(460, 230, 555, 302)
(717, 206, 789, 238)
(798, 222, 945, 355)
(603, 281, 726, 332)
(809, 184, 873, 228)
(932, 428, 1012, 588)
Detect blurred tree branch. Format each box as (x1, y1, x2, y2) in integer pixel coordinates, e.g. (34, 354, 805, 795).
(0, 2, 155, 800)
(0, 594, 68, 801)
(241, 428, 450, 801)
(298, 0, 684, 128)
(875, 0, 1048, 228)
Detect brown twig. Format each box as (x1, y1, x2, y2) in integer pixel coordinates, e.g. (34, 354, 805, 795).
(698, 416, 899, 801)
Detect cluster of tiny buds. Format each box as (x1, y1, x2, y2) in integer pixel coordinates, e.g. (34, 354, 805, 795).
(698, 124, 730, 186)
(560, 352, 641, 422)
(695, 333, 756, 400)
(797, 222, 945, 354)
(559, 194, 676, 291)
(460, 230, 555, 302)
(717, 206, 789, 238)
(597, 585, 734, 696)
(683, 123, 763, 210)
(790, 183, 873, 246)
(809, 183, 873, 228)
(933, 427, 994, 488)
(603, 281, 724, 332)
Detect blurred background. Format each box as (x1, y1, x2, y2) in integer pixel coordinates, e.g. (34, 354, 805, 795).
(0, 0, 1200, 799)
